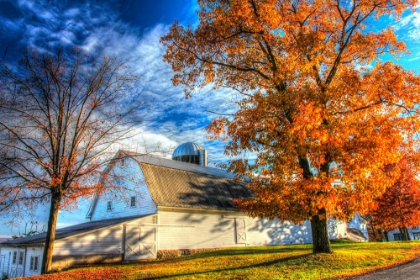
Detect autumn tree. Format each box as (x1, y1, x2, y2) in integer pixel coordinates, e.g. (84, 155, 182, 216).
(162, 0, 420, 253)
(0, 48, 142, 273)
(370, 160, 420, 241)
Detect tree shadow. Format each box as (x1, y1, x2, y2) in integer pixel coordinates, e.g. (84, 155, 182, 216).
(139, 253, 313, 279)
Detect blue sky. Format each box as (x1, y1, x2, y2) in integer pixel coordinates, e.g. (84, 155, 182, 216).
(0, 0, 419, 237)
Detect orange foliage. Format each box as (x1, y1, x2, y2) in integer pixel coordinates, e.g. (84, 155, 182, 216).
(162, 0, 420, 250)
(18, 267, 124, 280)
(370, 160, 420, 231)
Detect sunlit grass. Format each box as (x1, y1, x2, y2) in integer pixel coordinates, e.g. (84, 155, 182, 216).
(24, 241, 420, 280)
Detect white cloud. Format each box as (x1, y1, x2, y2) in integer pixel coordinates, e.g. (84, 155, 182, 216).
(0, 0, 252, 237)
(393, 6, 420, 42)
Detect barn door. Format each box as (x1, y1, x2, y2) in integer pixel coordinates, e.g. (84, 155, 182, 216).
(125, 226, 156, 260)
(9, 250, 25, 278)
(235, 218, 246, 244)
(140, 227, 156, 258)
(125, 225, 141, 260)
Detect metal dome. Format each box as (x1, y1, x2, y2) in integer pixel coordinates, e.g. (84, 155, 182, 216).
(172, 142, 208, 166)
(173, 142, 204, 157)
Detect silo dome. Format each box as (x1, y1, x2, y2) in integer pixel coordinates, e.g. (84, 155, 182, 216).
(172, 142, 208, 166)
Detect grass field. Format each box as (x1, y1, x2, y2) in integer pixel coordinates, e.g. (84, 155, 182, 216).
(23, 241, 420, 280)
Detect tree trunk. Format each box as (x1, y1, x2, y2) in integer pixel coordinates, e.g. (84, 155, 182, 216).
(383, 230, 389, 242)
(310, 208, 333, 254)
(400, 227, 410, 241)
(41, 190, 62, 274)
(405, 228, 411, 241)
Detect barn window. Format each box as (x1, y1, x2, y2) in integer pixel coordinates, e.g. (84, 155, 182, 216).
(130, 196, 136, 207)
(12, 251, 17, 264)
(19, 251, 24, 265)
(30, 256, 39, 271)
(107, 201, 112, 211)
(180, 249, 190, 256)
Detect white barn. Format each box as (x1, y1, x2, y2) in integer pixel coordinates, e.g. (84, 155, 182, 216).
(0, 145, 359, 278)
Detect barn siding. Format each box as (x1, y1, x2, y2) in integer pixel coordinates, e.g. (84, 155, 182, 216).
(156, 211, 318, 249)
(328, 218, 347, 239)
(156, 210, 348, 249)
(347, 214, 368, 240)
(91, 157, 157, 221)
(53, 216, 156, 256)
(0, 246, 44, 278)
(245, 218, 313, 245)
(0, 247, 13, 277)
(0, 246, 31, 278)
(157, 211, 238, 249)
(52, 225, 124, 256)
(24, 247, 43, 277)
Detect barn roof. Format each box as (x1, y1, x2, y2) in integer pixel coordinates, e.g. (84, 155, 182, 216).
(0, 215, 147, 246)
(123, 152, 253, 212)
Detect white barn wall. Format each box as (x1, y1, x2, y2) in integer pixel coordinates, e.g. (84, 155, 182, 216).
(24, 247, 43, 277)
(91, 158, 157, 221)
(347, 214, 368, 239)
(156, 210, 348, 250)
(0, 247, 26, 278)
(157, 211, 238, 249)
(328, 218, 347, 239)
(52, 225, 124, 256)
(246, 218, 313, 245)
(0, 247, 14, 277)
(53, 215, 156, 256)
(0, 246, 43, 278)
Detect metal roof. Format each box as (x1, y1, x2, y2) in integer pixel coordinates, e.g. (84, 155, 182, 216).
(128, 152, 236, 179)
(120, 153, 253, 211)
(1, 215, 148, 246)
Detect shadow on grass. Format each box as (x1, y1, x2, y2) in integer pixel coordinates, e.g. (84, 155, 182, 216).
(138, 253, 314, 279)
(70, 246, 312, 273)
(184, 245, 312, 259)
(329, 241, 420, 255)
(114, 245, 313, 268)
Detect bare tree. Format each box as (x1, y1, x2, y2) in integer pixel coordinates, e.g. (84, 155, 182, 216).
(0, 48, 143, 274)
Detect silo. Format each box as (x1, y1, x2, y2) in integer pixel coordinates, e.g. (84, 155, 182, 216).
(172, 142, 208, 166)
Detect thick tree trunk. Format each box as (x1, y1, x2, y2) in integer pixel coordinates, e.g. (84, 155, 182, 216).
(310, 208, 333, 254)
(41, 190, 62, 274)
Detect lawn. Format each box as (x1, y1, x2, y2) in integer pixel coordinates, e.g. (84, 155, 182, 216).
(23, 241, 420, 280)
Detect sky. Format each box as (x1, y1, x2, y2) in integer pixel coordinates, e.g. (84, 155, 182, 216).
(0, 0, 419, 237)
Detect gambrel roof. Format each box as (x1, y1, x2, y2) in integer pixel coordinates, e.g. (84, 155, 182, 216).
(126, 152, 252, 212)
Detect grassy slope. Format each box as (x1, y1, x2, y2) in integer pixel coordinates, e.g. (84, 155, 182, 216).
(23, 241, 420, 280)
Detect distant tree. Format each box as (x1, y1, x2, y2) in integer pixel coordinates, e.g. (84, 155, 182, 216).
(162, 0, 420, 253)
(370, 160, 420, 241)
(0, 48, 142, 274)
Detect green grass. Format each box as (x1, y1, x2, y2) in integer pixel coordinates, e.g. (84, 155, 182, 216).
(28, 241, 420, 280)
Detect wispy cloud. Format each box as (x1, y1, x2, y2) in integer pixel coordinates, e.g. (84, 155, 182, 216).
(77, 22, 241, 164)
(393, 5, 420, 42)
(1, 0, 239, 166)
